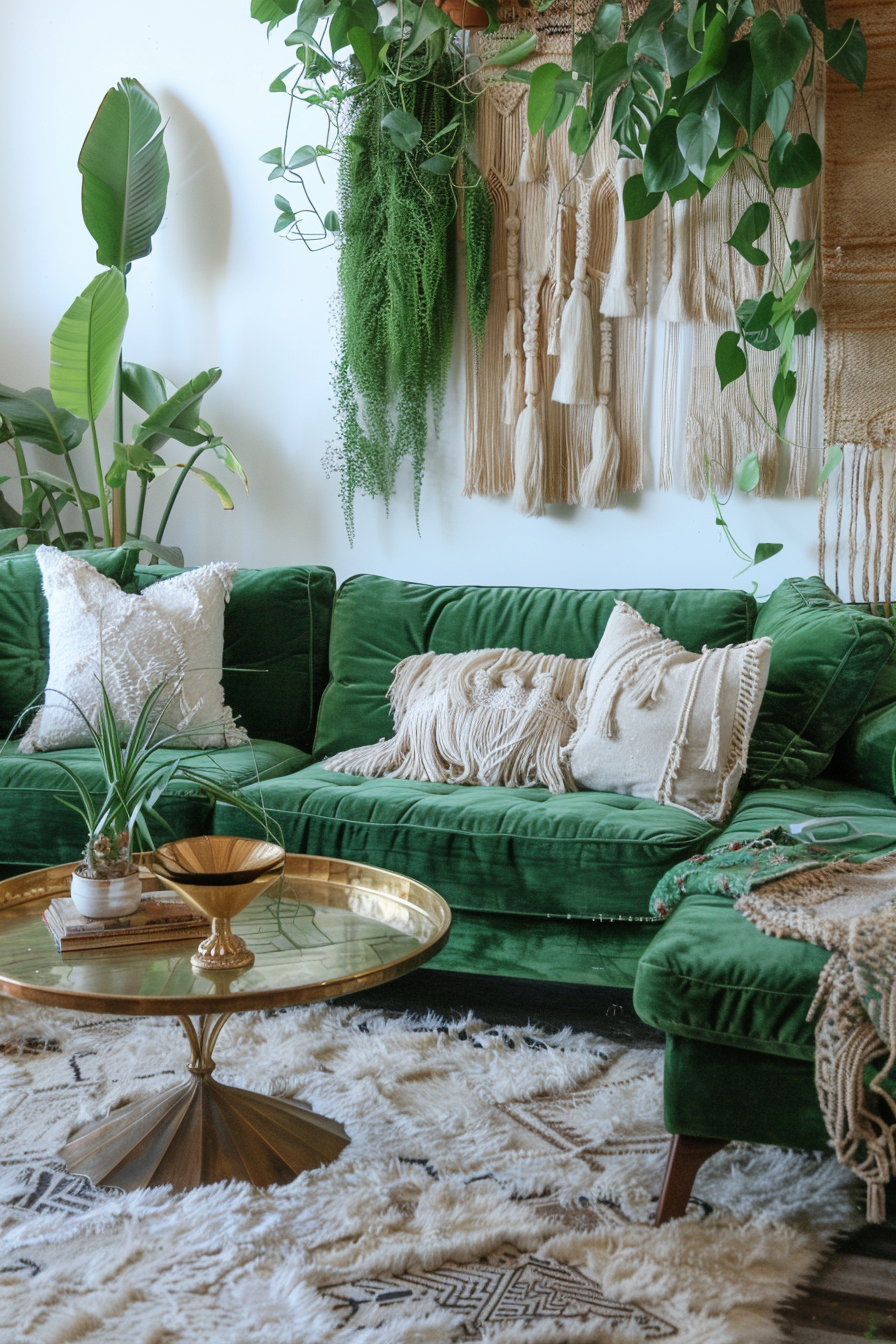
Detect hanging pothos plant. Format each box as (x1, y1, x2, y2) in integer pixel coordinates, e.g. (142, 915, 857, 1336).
(252, 0, 497, 539)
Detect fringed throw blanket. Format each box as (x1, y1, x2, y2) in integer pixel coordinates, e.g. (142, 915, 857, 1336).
(323, 647, 589, 792)
(651, 830, 896, 1221)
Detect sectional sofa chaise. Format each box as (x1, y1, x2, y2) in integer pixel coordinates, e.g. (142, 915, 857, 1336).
(3, 548, 896, 1218)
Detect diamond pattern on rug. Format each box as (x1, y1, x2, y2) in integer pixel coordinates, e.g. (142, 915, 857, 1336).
(2, 1158, 114, 1219)
(523, 1192, 630, 1233)
(500, 1081, 670, 1170)
(324, 1245, 678, 1339)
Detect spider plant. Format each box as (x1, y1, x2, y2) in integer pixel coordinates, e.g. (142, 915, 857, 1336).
(47, 678, 278, 879)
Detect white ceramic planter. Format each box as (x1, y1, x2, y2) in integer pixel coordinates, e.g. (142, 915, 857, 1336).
(70, 868, 142, 919)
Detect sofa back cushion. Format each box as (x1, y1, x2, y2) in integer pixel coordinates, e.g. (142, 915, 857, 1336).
(130, 564, 336, 751)
(314, 575, 759, 759)
(0, 546, 137, 740)
(833, 615, 896, 797)
(746, 577, 896, 789)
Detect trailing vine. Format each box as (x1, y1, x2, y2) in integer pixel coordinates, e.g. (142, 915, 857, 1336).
(463, 159, 494, 351)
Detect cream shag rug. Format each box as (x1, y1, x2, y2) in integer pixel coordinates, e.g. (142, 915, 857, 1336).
(0, 1000, 861, 1344)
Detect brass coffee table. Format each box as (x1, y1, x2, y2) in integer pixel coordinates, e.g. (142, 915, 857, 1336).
(0, 853, 450, 1192)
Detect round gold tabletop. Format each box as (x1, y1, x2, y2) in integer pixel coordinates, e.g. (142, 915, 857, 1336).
(0, 853, 451, 1017)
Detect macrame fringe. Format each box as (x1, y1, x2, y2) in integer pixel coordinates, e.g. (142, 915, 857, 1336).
(552, 186, 595, 406)
(578, 316, 620, 508)
(600, 158, 639, 318)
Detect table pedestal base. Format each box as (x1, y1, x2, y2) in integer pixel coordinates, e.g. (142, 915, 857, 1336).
(58, 1012, 350, 1192)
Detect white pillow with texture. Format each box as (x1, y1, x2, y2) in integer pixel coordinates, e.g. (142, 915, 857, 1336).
(565, 601, 772, 823)
(20, 547, 248, 753)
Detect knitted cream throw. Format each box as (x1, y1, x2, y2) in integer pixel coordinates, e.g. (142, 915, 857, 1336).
(737, 854, 896, 1222)
(323, 648, 589, 793)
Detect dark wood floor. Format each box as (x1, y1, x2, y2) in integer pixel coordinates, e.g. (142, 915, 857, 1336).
(340, 970, 896, 1341)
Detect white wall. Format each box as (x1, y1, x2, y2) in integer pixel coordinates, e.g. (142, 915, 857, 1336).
(0, 1, 823, 593)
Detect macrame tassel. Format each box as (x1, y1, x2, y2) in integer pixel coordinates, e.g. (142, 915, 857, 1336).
(577, 318, 620, 509)
(552, 186, 595, 406)
(698, 647, 730, 773)
(519, 128, 546, 183)
(502, 211, 525, 426)
(512, 284, 546, 516)
(658, 198, 691, 324)
(600, 157, 639, 318)
(546, 200, 571, 357)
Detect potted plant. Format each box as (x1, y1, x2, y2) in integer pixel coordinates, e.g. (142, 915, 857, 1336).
(0, 78, 247, 564)
(49, 679, 276, 920)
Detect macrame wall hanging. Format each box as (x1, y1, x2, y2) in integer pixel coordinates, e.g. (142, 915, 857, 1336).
(465, 0, 823, 515)
(819, 0, 896, 606)
(465, 0, 648, 516)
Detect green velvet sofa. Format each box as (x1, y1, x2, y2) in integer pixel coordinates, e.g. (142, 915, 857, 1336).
(3, 550, 896, 1219)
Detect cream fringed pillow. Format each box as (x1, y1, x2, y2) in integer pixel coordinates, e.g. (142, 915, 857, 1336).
(323, 648, 590, 793)
(565, 602, 772, 823)
(20, 547, 248, 752)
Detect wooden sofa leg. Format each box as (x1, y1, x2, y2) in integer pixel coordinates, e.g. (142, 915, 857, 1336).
(654, 1134, 728, 1226)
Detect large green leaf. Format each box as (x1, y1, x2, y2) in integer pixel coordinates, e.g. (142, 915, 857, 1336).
(49, 271, 129, 423)
(750, 11, 811, 93)
(824, 19, 866, 91)
(644, 114, 689, 193)
(0, 384, 87, 455)
(121, 362, 173, 415)
(78, 79, 170, 272)
(133, 368, 222, 454)
(190, 468, 234, 509)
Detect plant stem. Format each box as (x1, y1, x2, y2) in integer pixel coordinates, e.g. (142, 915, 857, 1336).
(62, 448, 97, 543)
(155, 446, 207, 544)
(90, 416, 112, 546)
(38, 486, 69, 549)
(112, 353, 126, 546)
(134, 477, 148, 539)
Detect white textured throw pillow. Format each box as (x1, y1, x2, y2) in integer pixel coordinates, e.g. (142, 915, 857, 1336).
(324, 647, 589, 793)
(20, 548, 248, 753)
(565, 602, 772, 823)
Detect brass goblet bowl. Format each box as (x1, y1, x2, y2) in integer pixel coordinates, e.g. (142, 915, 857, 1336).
(149, 836, 286, 971)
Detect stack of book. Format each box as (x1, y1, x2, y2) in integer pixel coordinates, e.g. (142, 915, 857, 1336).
(43, 891, 210, 954)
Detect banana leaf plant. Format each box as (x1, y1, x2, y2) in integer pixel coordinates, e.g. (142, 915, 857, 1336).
(0, 79, 247, 561)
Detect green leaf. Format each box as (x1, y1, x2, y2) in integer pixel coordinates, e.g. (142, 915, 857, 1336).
(818, 444, 843, 486)
(134, 368, 222, 454)
(715, 329, 747, 390)
(701, 144, 742, 190)
(0, 385, 87, 455)
(793, 307, 817, 336)
(0, 528, 28, 551)
(189, 468, 234, 510)
(593, 1, 624, 48)
(667, 171, 702, 205)
(274, 211, 294, 232)
(643, 114, 689, 193)
(750, 11, 811, 93)
(381, 109, 422, 151)
(801, 0, 826, 30)
(685, 10, 730, 90)
(121, 536, 185, 567)
(348, 26, 385, 81)
(121, 362, 172, 415)
(717, 41, 769, 135)
(736, 452, 762, 492)
(269, 63, 298, 92)
(773, 366, 797, 434)
(824, 19, 866, 91)
(543, 88, 578, 141)
(527, 62, 564, 136)
(663, 8, 700, 77)
(483, 31, 537, 66)
(251, 0, 298, 22)
(78, 79, 169, 272)
(273, 193, 292, 212)
(737, 292, 780, 350)
(421, 153, 455, 174)
(287, 145, 317, 168)
(50, 270, 129, 422)
(259, 147, 284, 166)
(568, 105, 595, 157)
(753, 542, 784, 565)
(676, 103, 720, 179)
(766, 80, 795, 139)
(403, 1, 447, 58)
(106, 440, 165, 488)
(205, 438, 249, 494)
(324, 209, 340, 232)
(768, 130, 822, 189)
(727, 201, 771, 266)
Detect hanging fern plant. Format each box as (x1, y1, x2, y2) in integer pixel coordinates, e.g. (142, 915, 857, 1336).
(329, 56, 469, 541)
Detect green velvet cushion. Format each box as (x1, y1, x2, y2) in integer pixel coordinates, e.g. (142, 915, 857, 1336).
(0, 739, 310, 870)
(129, 564, 336, 752)
(314, 575, 758, 759)
(212, 763, 721, 920)
(0, 547, 137, 740)
(746, 577, 895, 789)
(834, 617, 896, 797)
(634, 782, 896, 1057)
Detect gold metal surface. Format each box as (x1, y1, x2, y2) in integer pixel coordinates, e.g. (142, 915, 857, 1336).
(148, 838, 287, 971)
(58, 1011, 349, 1191)
(0, 853, 451, 1015)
